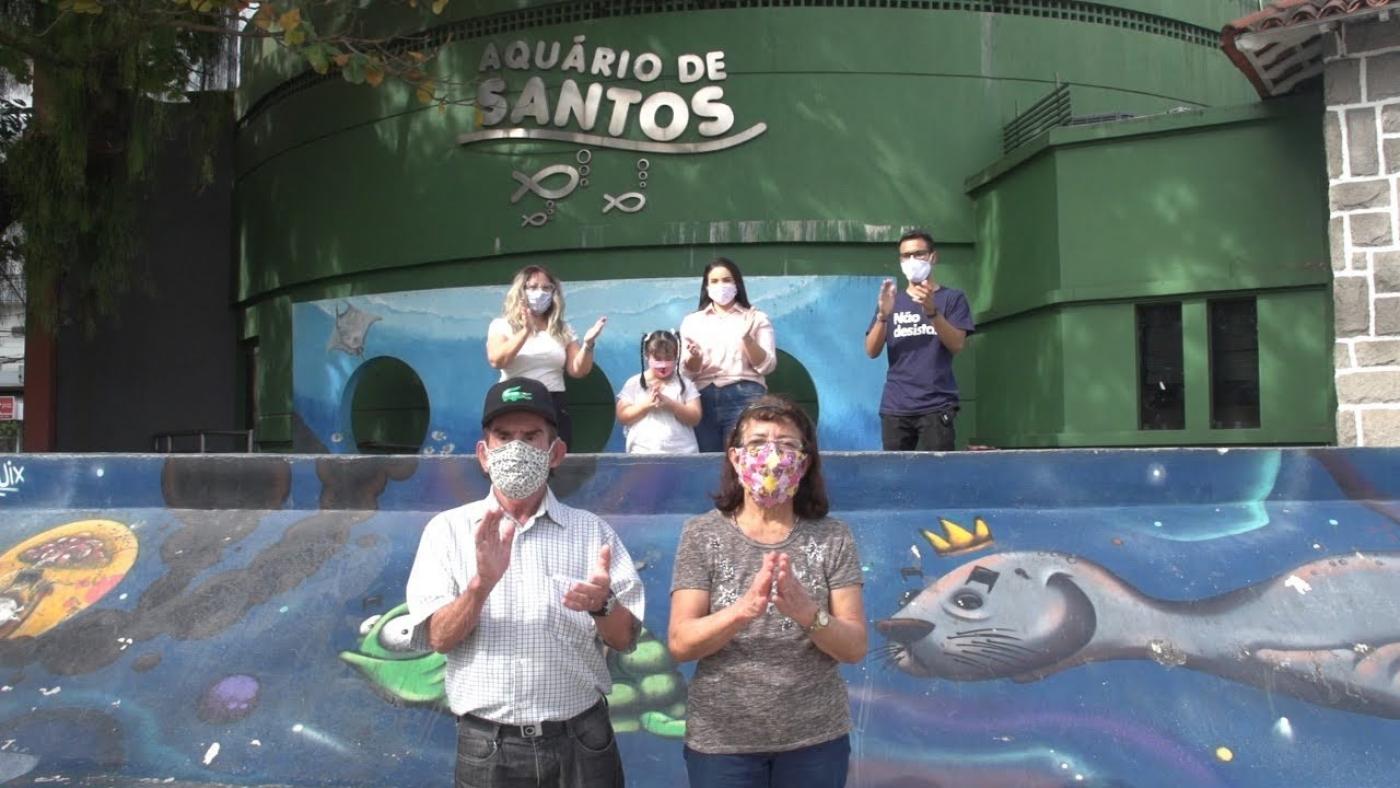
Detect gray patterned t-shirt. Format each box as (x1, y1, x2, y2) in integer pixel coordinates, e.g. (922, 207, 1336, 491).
(670, 509, 863, 754)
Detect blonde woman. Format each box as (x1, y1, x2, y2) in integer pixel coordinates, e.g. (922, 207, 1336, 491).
(486, 266, 607, 447)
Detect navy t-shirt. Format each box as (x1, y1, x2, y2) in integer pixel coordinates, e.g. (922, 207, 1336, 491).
(871, 287, 976, 416)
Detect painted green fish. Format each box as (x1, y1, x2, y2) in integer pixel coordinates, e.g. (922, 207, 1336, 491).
(339, 602, 687, 738)
(338, 602, 446, 706)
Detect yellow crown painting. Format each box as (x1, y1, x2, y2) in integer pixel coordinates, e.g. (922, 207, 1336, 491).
(921, 517, 994, 557)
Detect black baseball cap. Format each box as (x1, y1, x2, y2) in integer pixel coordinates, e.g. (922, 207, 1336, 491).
(481, 377, 558, 428)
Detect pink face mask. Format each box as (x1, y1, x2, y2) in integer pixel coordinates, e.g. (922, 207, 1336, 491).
(732, 442, 808, 508)
(649, 358, 676, 380)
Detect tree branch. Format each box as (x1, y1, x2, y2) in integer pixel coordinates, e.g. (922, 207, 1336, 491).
(0, 21, 74, 68)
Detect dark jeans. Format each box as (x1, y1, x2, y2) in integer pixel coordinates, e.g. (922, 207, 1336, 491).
(550, 391, 574, 448)
(695, 380, 766, 452)
(454, 700, 623, 788)
(683, 734, 850, 788)
(881, 409, 956, 451)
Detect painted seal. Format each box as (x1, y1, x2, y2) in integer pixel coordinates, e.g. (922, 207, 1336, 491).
(879, 550, 1400, 718)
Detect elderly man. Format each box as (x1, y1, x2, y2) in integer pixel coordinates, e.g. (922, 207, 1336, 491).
(406, 376, 644, 788)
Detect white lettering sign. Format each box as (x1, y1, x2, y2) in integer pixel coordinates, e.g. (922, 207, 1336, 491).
(458, 36, 766, 154)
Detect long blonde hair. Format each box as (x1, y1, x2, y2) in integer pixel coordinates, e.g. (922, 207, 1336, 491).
(503, 265, 571, 344)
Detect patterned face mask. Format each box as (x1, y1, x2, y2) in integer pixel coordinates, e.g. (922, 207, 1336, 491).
(486, 439, 553, 500)
(732, 442, 808, 508)
(524, 287, 554, 314)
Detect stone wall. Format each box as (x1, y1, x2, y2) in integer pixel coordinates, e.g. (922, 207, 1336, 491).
(1326, 17, 1400, 445)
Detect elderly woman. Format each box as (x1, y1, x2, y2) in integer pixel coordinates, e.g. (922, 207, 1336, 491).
(668, 396, 867, 788)
(679, 258, 777, 452)
(486, 265, 606, 447)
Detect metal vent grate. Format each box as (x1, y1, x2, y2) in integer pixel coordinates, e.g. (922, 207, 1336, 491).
(1002, 83, 1071, 154)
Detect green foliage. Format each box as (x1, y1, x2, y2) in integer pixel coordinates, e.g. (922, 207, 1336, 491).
(0, 1, 458, 332)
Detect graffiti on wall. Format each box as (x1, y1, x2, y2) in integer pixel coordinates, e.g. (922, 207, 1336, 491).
(0, 449, 1395, 785)
(0, 520, 137, 640)
(292, 276, 887, 454)
(883, 543, 1400, 718)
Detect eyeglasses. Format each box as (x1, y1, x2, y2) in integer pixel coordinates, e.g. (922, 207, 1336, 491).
(740, 439, 805, 454)
(900, 250, 934, 261)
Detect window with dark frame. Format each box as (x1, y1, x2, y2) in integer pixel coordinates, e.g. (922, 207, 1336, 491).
(1209, 297, 1260, 429)
(1137, 302, 1184, 430)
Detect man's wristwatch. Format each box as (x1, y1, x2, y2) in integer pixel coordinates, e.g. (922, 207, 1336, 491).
(588, 589, 617, 618)
(806, 608, 831, 633)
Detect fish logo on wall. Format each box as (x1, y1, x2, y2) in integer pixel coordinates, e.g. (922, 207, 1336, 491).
(339, 602, 687, 737)
(0, 520, 137, 639)
(879, 549, 1400, 719)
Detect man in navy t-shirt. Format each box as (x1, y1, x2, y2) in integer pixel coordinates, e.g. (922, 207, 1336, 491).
(864, 229, 976, 450)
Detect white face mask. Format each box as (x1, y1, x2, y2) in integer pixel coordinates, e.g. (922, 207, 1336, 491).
(707, 282, 738, 306)
(524, 287, 554, 314)
(486, 439, 552, 500)
(900, 256, 932, 284)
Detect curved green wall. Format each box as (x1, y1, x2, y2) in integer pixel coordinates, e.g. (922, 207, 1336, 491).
(234, 2, 1272, 448)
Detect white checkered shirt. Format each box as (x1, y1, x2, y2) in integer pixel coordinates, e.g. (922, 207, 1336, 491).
(405, 487, 645, 724)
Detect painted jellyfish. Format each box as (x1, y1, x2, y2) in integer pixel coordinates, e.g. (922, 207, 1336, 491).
(198, 674, 261, 723)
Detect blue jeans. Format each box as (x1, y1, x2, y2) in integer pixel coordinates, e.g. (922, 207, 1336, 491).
(695, 380, 767, 452)
(684, 734, 850, 788)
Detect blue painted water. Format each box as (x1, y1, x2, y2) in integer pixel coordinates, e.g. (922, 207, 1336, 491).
(0, 449, 1395, 785)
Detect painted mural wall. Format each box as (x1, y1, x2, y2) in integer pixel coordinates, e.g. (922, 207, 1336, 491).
(293, 276, 889, 453)
(0, 449, 1397, 785)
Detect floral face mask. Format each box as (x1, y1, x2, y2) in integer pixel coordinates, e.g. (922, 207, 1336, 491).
(486, 439, 553, 500)
(732, 441, 808, 508)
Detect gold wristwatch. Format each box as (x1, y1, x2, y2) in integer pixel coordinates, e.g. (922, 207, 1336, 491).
(806, 609, 830, 633)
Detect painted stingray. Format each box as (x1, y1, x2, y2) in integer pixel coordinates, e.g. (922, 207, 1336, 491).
(879, 550, 1400, 719)
(327, 303, 381, 356)
(339, 603, 688, 737)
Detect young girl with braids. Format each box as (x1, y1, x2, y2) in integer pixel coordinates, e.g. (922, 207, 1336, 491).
(615, 330, 703, 454)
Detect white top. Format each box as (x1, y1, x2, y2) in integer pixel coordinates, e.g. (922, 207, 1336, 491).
(404, 488, 645, 723)
(488, 318, 575, 392)
(617, 373, 701, 454)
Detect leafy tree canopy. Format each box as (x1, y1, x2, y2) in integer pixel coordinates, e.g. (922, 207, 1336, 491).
(0, 0, 456, 332)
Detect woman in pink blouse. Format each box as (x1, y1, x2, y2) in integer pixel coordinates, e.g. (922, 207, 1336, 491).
(680, 258, 778, 452)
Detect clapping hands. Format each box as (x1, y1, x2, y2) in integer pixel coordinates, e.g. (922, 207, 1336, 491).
(648, 381, 667, 411)
(740, 308, 759, 337)
(583, 316, 608, 345)
(876, 279, 896, 318)
(475, 508, 517, 588)
(771, 553, 818, 626)
(684, 337, 702, 357)
(735, 552, 818, 628)
(908, 281, 935, 314)
(562, 544, 613, 613)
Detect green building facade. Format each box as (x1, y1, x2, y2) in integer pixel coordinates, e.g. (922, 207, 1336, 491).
(235, 0, 1332, 451)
